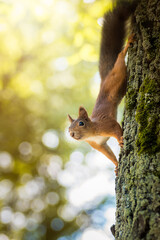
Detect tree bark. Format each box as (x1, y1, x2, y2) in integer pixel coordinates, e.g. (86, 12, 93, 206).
(115, 0, 160, 239)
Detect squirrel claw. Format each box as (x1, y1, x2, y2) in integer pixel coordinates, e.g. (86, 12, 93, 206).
(115, 166, 118, 176)
(119, 136, 124, 148)
(128, 33, 135, 46)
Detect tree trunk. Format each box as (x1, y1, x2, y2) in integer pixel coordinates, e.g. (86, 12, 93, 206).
(115, 0, 160, 239)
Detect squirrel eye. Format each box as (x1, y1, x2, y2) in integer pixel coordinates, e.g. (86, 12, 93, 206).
(79, 121, 84, 126)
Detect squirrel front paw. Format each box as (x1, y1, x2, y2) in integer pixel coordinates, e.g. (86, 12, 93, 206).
(128, 33, 135, 47)
(119, 136, 124, 148)
(115, 165, 118, 176)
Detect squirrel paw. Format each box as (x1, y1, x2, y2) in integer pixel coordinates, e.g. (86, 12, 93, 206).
(119, 136, 124, 148)
(128, 33, 135, 47)
(115, 165, 118, 176)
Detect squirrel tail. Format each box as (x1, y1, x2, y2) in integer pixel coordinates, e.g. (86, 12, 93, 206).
(99, 0, 138, 81)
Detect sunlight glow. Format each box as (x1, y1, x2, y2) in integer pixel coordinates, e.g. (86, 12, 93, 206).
(84, 0, 95, 3)
(42, 31, 55, 44)
(31, 198, 45, 212)
(81, 228, 110, 240)
(58, 204, 77, 222)
(0, 234, 9, 240)
(34, 6, 44, 17)
(18, 178, 45, 200)
(15, 199, 30, 212)
(30, 80, 43, 94)
(57, 170, 75, 187)
(68, 172, 115, 208)
(47, 156, 62, 179)
(57, 157, 89, 188)
(105, 207, 116, 224)
(0, 207, 13, 224)
(55, 1, 71, 15)
(0, 152, 13, 169)
(0, 180, 13, 199)
(103, 207, 116, 240)
(43, 0, 53, 6)
(70, 151, 84, 164)
(46, 192, 60, 205)
(97, 17, 103, 26)
(54, 57, 68, 71)
(42, 130, 59, 149)
(12, 212, 26, 229)
(18, 142, 32, 155)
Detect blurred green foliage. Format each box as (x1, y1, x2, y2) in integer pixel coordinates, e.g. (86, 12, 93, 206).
(0, 0, 114, 239)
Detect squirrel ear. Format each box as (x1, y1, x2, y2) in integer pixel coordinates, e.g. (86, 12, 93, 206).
(79, 106, 89, 120)
(68, 114, 74, 123)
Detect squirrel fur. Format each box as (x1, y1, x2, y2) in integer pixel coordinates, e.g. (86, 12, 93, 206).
(68, 0, 137, 175)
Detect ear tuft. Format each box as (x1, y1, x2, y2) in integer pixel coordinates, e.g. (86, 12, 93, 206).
(68, 114, 74, 123)
(78, 106, 89, 120)
(79, 106, 84, 113)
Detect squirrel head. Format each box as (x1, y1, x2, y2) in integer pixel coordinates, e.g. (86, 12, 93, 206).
(68, 106, 93, 140)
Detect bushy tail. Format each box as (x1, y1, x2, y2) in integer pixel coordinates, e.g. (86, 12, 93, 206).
(99, 0, 138, 81)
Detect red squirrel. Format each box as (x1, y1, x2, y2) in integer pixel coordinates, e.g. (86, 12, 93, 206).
(68, 1, 137, 174)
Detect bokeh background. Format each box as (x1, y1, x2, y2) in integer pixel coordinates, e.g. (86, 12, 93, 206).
(0, 0, 124, 239)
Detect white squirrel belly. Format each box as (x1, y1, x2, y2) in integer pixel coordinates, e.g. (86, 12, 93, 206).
(85, 136, 109, 145)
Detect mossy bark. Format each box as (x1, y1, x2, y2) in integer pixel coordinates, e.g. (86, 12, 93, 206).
(115, 0, 160, 239)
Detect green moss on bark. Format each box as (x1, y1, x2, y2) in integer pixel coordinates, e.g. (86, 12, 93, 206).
(115, 0, 160, 239)
(135, 77, 160, 154)
(125, 87, 137, 111)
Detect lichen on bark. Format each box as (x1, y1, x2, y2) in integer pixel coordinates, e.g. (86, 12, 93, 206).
(115, 0, 160, 239)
